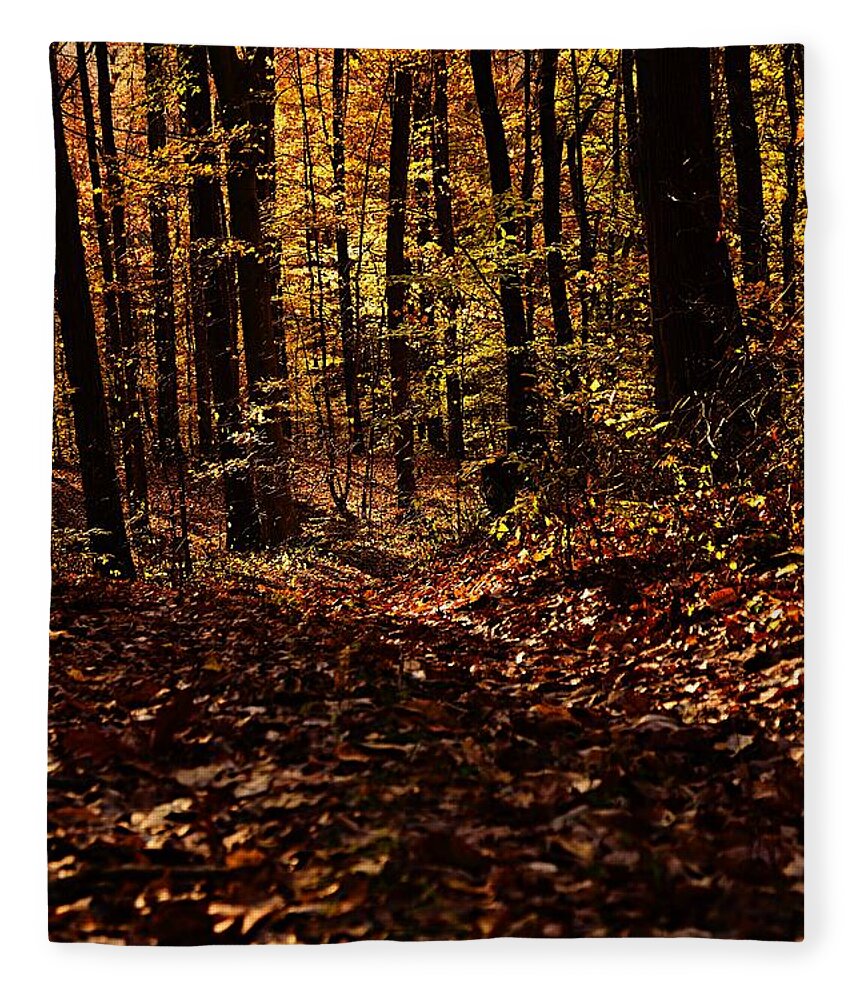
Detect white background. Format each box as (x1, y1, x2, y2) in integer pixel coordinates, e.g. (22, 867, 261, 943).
(1, 1, 855, 997)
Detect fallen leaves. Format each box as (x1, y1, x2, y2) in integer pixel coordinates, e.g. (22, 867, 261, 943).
(49, 513, 803, 943)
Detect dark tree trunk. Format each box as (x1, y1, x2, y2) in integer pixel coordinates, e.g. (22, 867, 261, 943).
(94, 42, 149, 526)
(538, 49, 580, 450)
(620, 49, 643, 218)
(75, 44, 122, 405)
(566, 54, 595, 340)
(431, 51, 465, 462)
(332, 48, 365, 453)
(635, 47, 744, 412)
(178, 49, 214, 457)
(537, 50, 573, 346)
(469, 50, 540, 457)
(248, 48, 289, 439)
(781, 43, 802, 316)
(521, 51, 536, 348)
(725, 46, 769, 284)
(143, 44, 182, 456)
(209, 46, 297, 545)
(51, 45, 135, 580)
(385, 64, 416, 508)
(179, 45, 261, 550)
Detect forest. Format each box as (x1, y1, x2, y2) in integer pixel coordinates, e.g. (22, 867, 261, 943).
(49, 43, 804, 943)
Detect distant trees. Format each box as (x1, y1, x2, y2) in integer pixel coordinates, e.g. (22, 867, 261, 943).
(143, 44, 181, 457)
(430, 51, 464, 462)
(51, 44, 135, 579)
(470, 50, 540, 458)
(95, 43, 150, 527)
(331, 48, 365, 454)
(50, 44, 804, 573)
(724, 46, 769, 285)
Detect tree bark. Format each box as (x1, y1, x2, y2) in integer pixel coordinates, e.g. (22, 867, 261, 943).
(385, 64, 416, 508)
(94, 42, 149, 526)
(635, 47, 744, 413)
(725, 46, 769, 284)
(51, 44, 135, 580)
(431, 51, 465, 461)
(209, 46, 297, 545)
(143, 43, 182, 455)
(469, 50, 540, 457)
(179, 45, 261, 550)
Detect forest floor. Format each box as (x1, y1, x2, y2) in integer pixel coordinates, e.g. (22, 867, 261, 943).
(48, 462, 804, 943)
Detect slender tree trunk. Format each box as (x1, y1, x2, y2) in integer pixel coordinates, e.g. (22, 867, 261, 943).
(431, 51, 465, 461)
(521, 51, 536, 348)
(538, 50, 574, 347)
(94, 42, 149, 527)
(781, 43, 802, 316)
(635, 47, 744, 412)
(620, 49, 643, 218)
(76, 43, 123, 411)
(537, 49, 579, 449)
(566, 53, 595, 340)
(332, 48, 365, 453)
(178, 51, 215, 458)
(725, 46, 769, 284)
(385, 64, 416, 508)
(469, 50, 540, 457)
(143, 44, 182, 456)
(51, 44, 135, 580)
(209, 46, 297, 544)
(179, 45, 261, 550)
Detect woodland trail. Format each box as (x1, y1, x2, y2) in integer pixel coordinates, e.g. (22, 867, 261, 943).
(48, 531, 803, 943)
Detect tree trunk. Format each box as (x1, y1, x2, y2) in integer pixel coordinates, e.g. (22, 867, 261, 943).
(537, 50, 574, 347)
(725, 46, 769, 284)
(781, 43, 802, 316)
(385, 64, 416, 508)
(538, 49, 580, 450)
(332, 48, 365, 453)
(566, 53, 595, 340)
(179, 45, 261, 550)
(209, 46, 297, 545)
(75, 44, 123, 414)
(620, 49, 643, 218)
(469, 50, 540, 457)
(94, 42, 149, 527)
(177, 50, 214, 458)
(51, 44, 135, 580)
(431, 51, 465, 461)
(143, 43, 182, 456)
(521, 51, 536, 349)
(635, 47, 744, 413)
